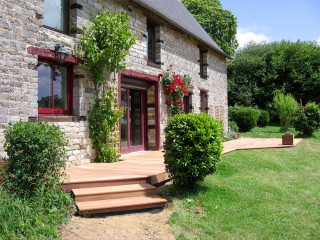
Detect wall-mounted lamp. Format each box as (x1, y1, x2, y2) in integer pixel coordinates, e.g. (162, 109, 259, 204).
(55, 44, 68, 64)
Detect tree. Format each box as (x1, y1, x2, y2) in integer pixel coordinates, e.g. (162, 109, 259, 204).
(182, 0, 238, 56)
(228, 41, 320, 110)
(79, 11, 135, 162)
(273, 92, 298, 132)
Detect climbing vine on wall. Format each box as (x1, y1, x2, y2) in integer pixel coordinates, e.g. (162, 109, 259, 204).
(79, 11, 135, 162)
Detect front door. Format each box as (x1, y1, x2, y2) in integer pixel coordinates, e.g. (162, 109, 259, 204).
(120, 87, 146, 153)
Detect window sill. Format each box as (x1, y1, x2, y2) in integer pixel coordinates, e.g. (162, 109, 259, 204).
(42, 25, 69, 36)
(147, 61, 161, 69)
(29, 115, 87, 123)
(200, 75, 209, 80)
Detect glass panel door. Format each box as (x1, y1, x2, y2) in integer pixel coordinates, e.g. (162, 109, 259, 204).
(120, 87, 145, 153)
(130, 90, 142, 146)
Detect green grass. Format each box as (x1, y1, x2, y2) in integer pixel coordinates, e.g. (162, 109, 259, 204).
(240, 125, 298, 138)
(0, 188, 73, 240)
(166, 130, 320, 240)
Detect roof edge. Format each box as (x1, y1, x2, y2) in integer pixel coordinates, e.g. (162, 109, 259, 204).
(133, 0, 231, 58)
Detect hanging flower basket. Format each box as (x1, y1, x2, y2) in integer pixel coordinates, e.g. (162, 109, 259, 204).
(159, 65, 191, 115)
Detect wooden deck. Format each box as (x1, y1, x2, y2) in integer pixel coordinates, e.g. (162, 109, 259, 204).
(64, 137, 302, 215)
(64, 137, 303, 185)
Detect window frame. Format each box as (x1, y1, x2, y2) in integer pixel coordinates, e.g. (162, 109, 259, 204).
(199, 48, 208, 79)
(43, 0, 70, 34)
(183, 93, 193, 114)
(38, 58, 73, 115)
(147, 21, 156, 63)
(200, 90, 209, 113)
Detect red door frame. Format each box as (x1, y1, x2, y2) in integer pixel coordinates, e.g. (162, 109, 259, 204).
(119, 70, 161, 153)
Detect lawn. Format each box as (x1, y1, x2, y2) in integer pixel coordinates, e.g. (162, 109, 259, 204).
(240, 125, 298, 138)
(166, 129, 320, 239)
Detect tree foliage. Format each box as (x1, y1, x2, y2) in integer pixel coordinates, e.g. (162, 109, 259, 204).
(228, 41, 320, 110)
(182, 0, 238, 55)
(80, 11, 135, 162)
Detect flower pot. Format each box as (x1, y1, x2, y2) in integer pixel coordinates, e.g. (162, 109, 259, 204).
(282, 134, 294, 145)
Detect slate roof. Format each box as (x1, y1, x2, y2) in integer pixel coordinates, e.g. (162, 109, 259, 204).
(132, 0, 229, 57)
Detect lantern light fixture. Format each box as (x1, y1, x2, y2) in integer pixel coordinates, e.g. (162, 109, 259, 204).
(55, 44, 68, 64)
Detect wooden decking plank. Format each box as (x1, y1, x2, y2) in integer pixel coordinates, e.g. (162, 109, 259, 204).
(77, 195, 167, 212)
(73, 183, 156, 196)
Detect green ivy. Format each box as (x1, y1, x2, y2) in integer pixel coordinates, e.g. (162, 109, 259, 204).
(79, 11, 135, 162)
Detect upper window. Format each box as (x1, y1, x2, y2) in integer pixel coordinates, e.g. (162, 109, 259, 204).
(43, 0, 69, 33)
(38, 60, 72, 114)
(199, 49, 208, 79)
(147, 21, 161, 67)
(147, 22, 156, 63)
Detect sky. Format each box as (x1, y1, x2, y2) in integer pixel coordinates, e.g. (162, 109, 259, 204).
(219, 0, 320, 48)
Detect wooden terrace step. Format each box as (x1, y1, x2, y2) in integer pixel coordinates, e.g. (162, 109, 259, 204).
(73, 183, 157, 202)
(76, 195, 167, 215)
(64, 176, 148, 192)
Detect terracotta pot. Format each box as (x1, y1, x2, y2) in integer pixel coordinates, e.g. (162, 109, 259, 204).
(282, 134, 294, 145)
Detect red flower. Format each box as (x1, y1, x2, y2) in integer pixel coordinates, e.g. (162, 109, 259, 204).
(158, 73, 163, 78)
(175, 98, 180, 103)
(169, 83, 176, 91)
(179, 102, 184, 107)
(165, 88, 171, 95)
(170, 64, 173, 67)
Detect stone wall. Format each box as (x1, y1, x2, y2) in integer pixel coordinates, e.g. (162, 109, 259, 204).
(0, 0, 228, 163)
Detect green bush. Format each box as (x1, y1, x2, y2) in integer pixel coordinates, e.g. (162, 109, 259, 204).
(228, 105, 240, 121)
(232, 106, 259, 131)
(164, 113, 223, 189)
(229, 121, 239, 133)
(294, 102, 320, 136)
(3, 121, 67, 198)
(273, 92, 298, 131)
(257, 110, 270, 127)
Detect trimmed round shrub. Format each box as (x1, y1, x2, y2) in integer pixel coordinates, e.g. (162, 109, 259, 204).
(294, 102, 320, 136)
(257, 110, 270, 127)
(164, 113, 223, 189)
(3, 121, 67, 198)
(232, 106, 259, 131)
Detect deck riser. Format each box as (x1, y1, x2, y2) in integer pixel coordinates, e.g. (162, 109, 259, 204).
(75, 189, 157, 202)
(64, 179, 148, 192)
(78, 202, 167, 215)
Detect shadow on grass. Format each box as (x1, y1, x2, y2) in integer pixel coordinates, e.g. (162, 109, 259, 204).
(160, 182, 209, 200)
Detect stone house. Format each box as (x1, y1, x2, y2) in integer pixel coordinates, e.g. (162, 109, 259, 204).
(0, 0, 228, 165)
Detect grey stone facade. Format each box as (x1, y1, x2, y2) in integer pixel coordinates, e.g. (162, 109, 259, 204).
(0, 0, 228, 165)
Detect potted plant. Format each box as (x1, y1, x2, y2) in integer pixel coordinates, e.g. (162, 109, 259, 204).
(282, 131, 294, 145)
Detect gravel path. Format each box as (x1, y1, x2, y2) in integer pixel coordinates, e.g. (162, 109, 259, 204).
(60, 208, 175, 240)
